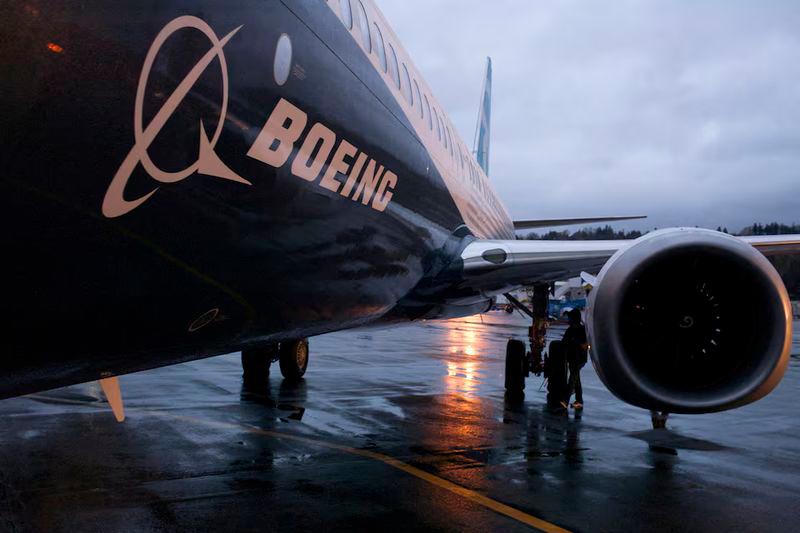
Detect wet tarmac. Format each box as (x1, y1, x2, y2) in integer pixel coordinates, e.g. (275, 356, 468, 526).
(1, 313, 799, 532)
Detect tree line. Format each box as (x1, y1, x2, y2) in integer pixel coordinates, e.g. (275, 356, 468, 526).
(521, 225, 644, 241)
(520, 222, 800, 298)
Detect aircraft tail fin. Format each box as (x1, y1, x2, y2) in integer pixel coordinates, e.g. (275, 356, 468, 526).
(472, 57, 492, 176)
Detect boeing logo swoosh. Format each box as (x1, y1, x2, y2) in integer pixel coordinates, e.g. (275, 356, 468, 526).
(102, 16, 250, 218)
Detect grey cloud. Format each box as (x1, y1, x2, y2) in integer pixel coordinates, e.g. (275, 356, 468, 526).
(376, 0, 800, 231)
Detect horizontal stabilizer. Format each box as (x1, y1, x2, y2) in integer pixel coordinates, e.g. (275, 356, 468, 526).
(513, 215, 647, 230)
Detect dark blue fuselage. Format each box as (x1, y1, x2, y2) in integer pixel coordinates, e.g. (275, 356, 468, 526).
(0, 0, 512, 398)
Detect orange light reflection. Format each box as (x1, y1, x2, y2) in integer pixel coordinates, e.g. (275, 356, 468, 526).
(443, 320, 487, 398)
(47, 42, 64, 54)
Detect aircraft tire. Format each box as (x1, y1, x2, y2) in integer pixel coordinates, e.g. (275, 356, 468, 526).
(279, 339, 309, 381)
(241, 344, 277, 384)
(505, 339, 526, 394)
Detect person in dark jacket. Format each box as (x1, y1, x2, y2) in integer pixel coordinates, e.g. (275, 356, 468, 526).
(562, 308, 589, 409)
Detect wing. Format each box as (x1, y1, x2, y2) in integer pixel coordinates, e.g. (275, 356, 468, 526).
(460, 234, 800, 295)
(740, 235, 800, 255)
(513, 215, 646, 230)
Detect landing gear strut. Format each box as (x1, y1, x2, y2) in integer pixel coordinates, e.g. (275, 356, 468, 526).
(650, 410, 669, 429)
(527, 284, 550, 376)
(241, 338, 309, 384)
(504, 283, 551, 397)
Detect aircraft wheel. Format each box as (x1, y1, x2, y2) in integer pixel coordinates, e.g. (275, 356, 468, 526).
(241, 344, 278, 384)
(279, 339, 309, 381)
(505, 339, 527, 395)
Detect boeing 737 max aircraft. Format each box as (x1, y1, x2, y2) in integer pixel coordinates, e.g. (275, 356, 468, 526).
(2, 0, 799, 421)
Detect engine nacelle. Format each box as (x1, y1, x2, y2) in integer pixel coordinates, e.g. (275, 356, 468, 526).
(586, 228, 792, 414)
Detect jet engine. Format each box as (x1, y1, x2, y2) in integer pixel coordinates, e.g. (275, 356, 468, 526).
(586, 228, 792, 413)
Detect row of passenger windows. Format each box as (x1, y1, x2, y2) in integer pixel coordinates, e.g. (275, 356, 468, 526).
(333, 0, 491, 201)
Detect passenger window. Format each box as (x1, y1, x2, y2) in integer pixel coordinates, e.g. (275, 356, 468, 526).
(424, 95, 433, 130)
(413, 80, 423, 118)
(372, 23, 387, 72)
(401, 63, 413, 105)
(447, 127, 454, 157)
(356, 1, 370, 52)
(387, 44, 400, 89)
(339, 0, 352, 29)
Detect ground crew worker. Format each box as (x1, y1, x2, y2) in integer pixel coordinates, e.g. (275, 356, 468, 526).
(563, 308, 589, 409)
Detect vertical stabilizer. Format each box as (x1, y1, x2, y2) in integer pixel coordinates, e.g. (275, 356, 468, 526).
(473, 57, 492, 176)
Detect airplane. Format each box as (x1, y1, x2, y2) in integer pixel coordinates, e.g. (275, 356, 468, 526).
(2, 0, 799, 424)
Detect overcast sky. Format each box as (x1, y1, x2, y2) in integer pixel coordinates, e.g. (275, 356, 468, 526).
(376, 0, 800, 232)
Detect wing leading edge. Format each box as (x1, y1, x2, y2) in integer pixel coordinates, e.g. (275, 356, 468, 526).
(460, 233, 800, 295)
(513, 215, 647, 230)
(740, 235, 800, 255)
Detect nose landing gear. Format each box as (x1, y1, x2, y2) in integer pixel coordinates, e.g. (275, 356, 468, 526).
(241, 338, 309, 385)
(241, 344, 278, 385)
(279, 339, 309, 381)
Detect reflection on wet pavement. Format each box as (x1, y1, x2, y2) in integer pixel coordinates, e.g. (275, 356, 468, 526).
(0, 315, 798, 532)
(443, 319, 487, 397)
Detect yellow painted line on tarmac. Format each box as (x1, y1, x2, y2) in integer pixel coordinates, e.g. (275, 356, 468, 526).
(161, 413, 571, 533)
(20, 394, 569, 531)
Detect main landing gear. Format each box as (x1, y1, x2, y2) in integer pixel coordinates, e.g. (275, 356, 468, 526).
(503, 283, 551, 399)
(505, 286, 672, 428)
(504, 339, 527, 398)
(241, 339, 309, 385)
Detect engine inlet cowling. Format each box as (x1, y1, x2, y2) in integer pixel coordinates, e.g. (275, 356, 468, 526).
(586, 228, 792, 414)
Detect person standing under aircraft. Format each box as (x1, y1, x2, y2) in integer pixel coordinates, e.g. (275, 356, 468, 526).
(563, 309, 589, 409)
